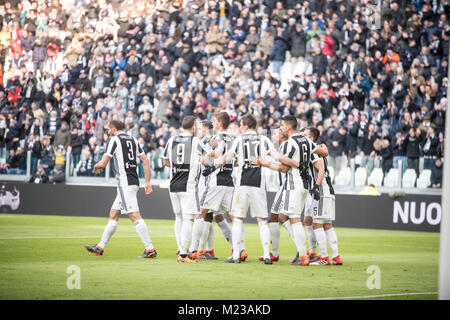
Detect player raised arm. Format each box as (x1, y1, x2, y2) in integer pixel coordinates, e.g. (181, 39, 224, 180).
(314, 144, 329, 157)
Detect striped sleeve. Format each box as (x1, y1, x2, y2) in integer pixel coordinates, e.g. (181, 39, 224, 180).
(135, 137, 145, 157)
(104, 137, 117, 158)
(161, 137, 172, 159)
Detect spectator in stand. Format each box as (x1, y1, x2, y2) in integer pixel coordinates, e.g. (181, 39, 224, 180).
(403, 127, 423, 176)
(29, 164, 49, 184)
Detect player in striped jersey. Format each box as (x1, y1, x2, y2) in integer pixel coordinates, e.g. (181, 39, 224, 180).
(302, 127, 342, 265)
(250, 128, 295, 262)
(84, 120, 157, 259)
(204, 114, 275, 264)
(162, 116, 210, 263)
(266, 116, 329, 266)
(191, 114, 237, 260)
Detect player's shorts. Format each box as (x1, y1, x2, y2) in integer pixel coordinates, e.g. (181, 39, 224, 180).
(304, 192, 317, 218)
(270, 187, 285, 214)
(313, 195, 336, 223)
(279, 188, 308, 218)
(201, 185, 233, 213)
(170, 189, 201, 219)
(111, 185, 140, 214)
(230, 185, 268, 219)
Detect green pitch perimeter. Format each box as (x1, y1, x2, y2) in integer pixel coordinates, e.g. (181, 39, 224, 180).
(0, 214, 439, 300)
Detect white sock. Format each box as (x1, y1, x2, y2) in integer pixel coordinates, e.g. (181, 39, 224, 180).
(305, 225, 317, 253)
(259, 221, 271, 259)
(189, 218, 204, 252)
(239, 222, 246, 252)
(199, 221, 211, 251)
(98, 219, 118, 249)
(180, 219, 193, 255)
(174, 216, 183, 252)
(206, 223, 214, 251)
(282, 220, 294, 240)
(134, 219, 154, 251)
(231, 219, 243, 260)
(313, 227, 328, 258)
(291, 222, 307, 256)
(269, 222, 280, 257)
(217, 219, 233, 248)
(326, 228, 339, 258)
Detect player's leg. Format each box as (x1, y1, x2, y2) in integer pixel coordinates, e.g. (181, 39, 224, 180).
(278, 213, 293, 240)
(250, 187, 271, 264)
(169, 192, 183, 254)
(259, 213, 280, 261)
(84, 208, 120, 255)
(198, 210, 213, 252)
(178, 191, 197, 262)
(284, 190, 309, 266)
(309, 221, 330, 265)
(226, 187, 247, 263)
(214, 213, 233, 250)
(128, 210, 157, 258)
(189, 210, 207, 257)
(324, 222, 342, 265)
(304, 193, 317, 255)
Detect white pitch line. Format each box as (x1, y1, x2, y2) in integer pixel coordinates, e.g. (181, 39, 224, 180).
(0, 235, 174, 240)
(296, 292, 438, 300)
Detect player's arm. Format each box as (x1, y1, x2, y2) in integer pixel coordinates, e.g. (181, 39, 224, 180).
(94, 154, 111, 174)
(202, 138, 237, 176)
(161, 138, 172, 168)
(250, 156, 289, 173)
(94, 137, 115, 173)
(139, 153, 153, 194)
(314, 143, 329, 157)
(310, 158, 325, 201)
(267, 149, 300, 168)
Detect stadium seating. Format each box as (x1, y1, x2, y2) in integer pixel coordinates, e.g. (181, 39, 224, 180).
(334, 166, 351, 187)
(367, 168, 384, 187)
(402, 169, 417, 188)
(354, 167, 368, 187)
(383, 168, 400, 188)
(416, 170, 432, 189)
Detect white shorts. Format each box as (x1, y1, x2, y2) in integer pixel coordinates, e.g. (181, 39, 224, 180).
(201, 185, 233, 213)
(170, 190, 200, 219)
(111, 185, 140, 214)
(230, 186, 268, 219)
(279, 188, 308, 218)
(304, 192, 318, 218)
(270, 187, 285, 214)
(313, 195, 336, 223)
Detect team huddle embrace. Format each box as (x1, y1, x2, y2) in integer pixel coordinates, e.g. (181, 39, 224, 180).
(163, 113, 342, 266)
(83, 114, 342, 266)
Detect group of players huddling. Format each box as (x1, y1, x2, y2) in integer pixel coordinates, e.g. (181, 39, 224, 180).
(84, 112, 342, 266)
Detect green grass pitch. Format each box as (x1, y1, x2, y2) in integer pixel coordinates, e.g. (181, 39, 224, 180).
(0, 214, 439, 300)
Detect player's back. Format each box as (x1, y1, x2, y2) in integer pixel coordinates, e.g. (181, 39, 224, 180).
(309, 153, 335, 196)
(106, 132, 143, 187)
(231, 131, 274, 189)
(163, 133, 204, 193)
(284, 133, 316, 190)
(210, 131, 235, 188)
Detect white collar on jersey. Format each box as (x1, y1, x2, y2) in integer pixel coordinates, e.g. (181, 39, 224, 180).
(244, 130, 257, 134)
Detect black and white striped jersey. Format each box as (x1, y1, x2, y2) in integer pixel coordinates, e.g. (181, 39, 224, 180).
(308, 153, 335, 196)
(162, 133, 210, 193)
(208, 131, 235, 187)
(282, 133, 317, 191)
(229, 131, 275, 188)
(277, 140, 289, 187)
(105, 132, 145, 187)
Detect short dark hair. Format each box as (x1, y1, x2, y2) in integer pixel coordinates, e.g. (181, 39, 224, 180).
(241, 114, 257, 129)
(281, 115, 298, 130)
(201, 119, 213, 130)
(109, 120, 124, 131)
(182, 115, 197, 130)
(307, 126, 320, 142)
(214, 112, 231, 129)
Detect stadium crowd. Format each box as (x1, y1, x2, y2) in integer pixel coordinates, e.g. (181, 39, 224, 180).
(0, 0, 448, 188)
